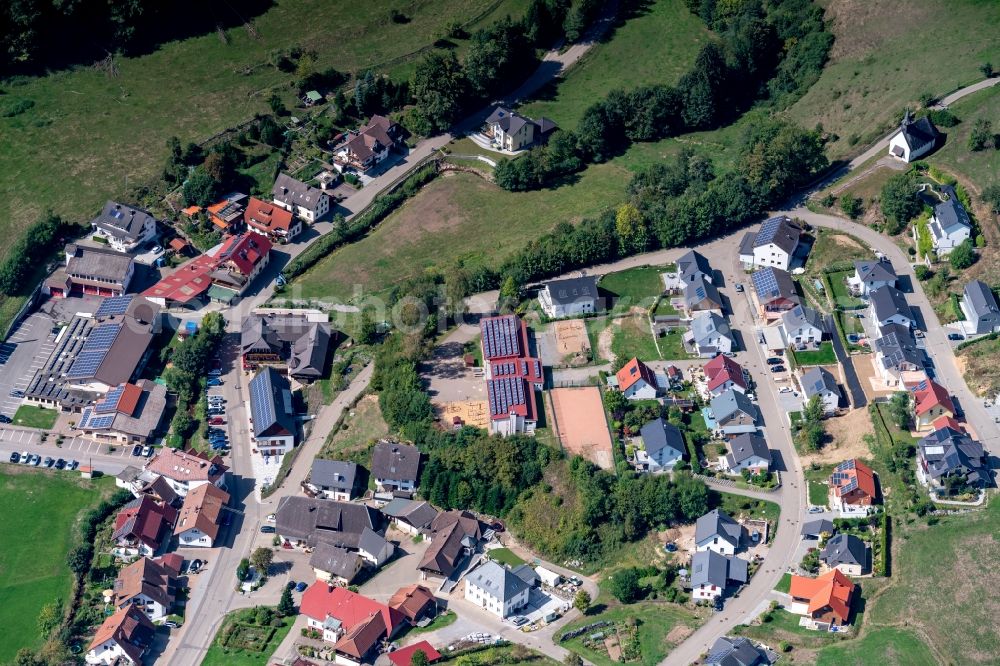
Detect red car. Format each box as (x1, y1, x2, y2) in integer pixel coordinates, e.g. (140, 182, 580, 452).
(209, 417, 226, 425)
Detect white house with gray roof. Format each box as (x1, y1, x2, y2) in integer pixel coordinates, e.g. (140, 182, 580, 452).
(738, 216, 801, 270)
(927, 186, 971, 256)
(695, 509, 745, 556)
(960, 280, 1000, 335)
(888, 111, 938, 162)
(90, 201, 158, 253)
(690, 550, 748, 601)
(272, 173, 330, 222)
(710, 390, 758, 435)
(677, 250, 713, 285)
(872, 323, 923, 387)
(800, 367, 840, 415)
(635, 418, 686, 472)
(868, 285, 913, 329)
(848, 259, 896, 297)
(706, 636, 776, 666)
(308, 460, 360, 501)
(821, 533, 868, 576)
(779, 305, 825, 347)
(686, 311, 735, 358)
(683, 274, 723, 313)
(538, 276, 600, 318)
(464, 561, 529, 618)
(722, 433, 771, 475)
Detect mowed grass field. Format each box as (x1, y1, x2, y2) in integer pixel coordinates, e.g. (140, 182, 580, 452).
(786, 0, 1000, 161)
(517, 0, 708, 130)
(0, 0, 529, 261)
(295, 168, 627, 301)
(0, 470, 112, 662)
(926, 85, 1000, 193)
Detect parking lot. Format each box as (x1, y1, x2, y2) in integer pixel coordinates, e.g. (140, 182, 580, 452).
(0, 312, 58, 417)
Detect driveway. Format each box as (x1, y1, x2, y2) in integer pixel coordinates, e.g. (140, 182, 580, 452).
(359, 528, 431, 603)
(825, 313, 866, 408)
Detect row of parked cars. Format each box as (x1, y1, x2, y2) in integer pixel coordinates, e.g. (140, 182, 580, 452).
(9, 451, 79, 470)
(207, 358, 228, 451)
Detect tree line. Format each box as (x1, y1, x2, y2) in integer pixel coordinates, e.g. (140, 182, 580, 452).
(0, 212, 71, 298)
(493, 0, 833, 191)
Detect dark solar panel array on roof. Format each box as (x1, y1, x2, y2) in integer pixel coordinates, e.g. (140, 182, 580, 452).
(249, 372, 276, 429)
(65, 323, 123, 379)
(95, 385, 125, 414)
(752, 268, 780, 299)
(95, 295, 133, 318)
(755, 217, 784, 245)
(487, 377, 526, 416)
(481, 316, 521, 359)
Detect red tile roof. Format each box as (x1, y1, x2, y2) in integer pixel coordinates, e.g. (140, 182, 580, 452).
(88, 605, 154, 663)
(704, 355, 747, 392)
(141, 253, 217, 303)
(112, 495, 176, 549)
(245, 196, 295, 233)
(388, 584, 436, 623)
(117, 382, 143, 416)
(300, 584, 403, 637)
(616, 357, 657, 393)
(389, 641, 442, 666)
(334, 612, 386, 660)
(931, 415, 964, 432)
(216, 232, 271, 277)
(146, 447, 227, 483)
(789, 569, 855, 624)
(829, 458, 876, 504)
(914, 380, 955, 416)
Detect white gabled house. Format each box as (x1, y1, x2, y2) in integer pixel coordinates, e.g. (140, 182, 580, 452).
(888, 110, 939, 162)
(927, 186, 972, 257)
(721, 433, 771, 475)
(464, 561, 530, 618)
(694, 509, 745, 556)
(738, 216, 801, 270)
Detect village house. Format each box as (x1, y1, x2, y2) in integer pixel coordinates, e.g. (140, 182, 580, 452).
(389, 642, 442, 666)
(173, 483, 230, 548)
(309, 460, 361, 501)
(847, 259, 896, 297)
(335, 115, 403, 173)
(144, 448, 227, 498)
(274, 496, 382, 551)
(800, 367, 841, 415)
(677, 249, 714, 285)
(927, 186, 972, 257)
(828, 459, 877, 516)
(111, 495, 176, 558)
(45, 243, 135, 299)
(85, 605, 156, 665)
(112, 555, 180, 622)
(788, 569, 856, 629)
(380, 498, 438, 536)
(960, 280, 1000, 335)
(710, 389, 759, 435)
(388, 585, 438, 626)
(869, 285, 913, 328)
(821, 533, 869, 576)
(371, 440, 421, 495)
(480, 315, 544, 435)
(484, 106, 557, 152)
(635, 417, 686, 472)
(245, 196, 302, 242)
(912, 379, 956, 431)
(615, 357, 660, 399)
(248, 366, 298, 456)
(240, 309, 333, 382)
(464, 560, 530, 618)
(272, 172, 330, 222)
(686, 311, 735, 358)
(300, 584, 404, 664)
(418, 510, 481, 578)
(90, 201, 158, 253)
(705, 636, 776, 666)
(888, 110, 939, 162)
(690, 549, 748, 601)
(537, 276, 600, 318)
(704, 355, 747, 398)
(780, 305, 825, 347)
(77, 380, 167, 444)
(751, 266, 801, 320)
(721, 433, 771, 475)
(683, 274, 723, 313)
(917, 425, 989, 494)
(872, 323, 924, 388)
(310, 543, 363, 586)
(695, 509, 745, 556)
(738, 216, 801, 270)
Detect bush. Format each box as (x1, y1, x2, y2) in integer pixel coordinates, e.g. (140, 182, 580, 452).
(949, 239, 975, 270)
(914, 265, 931, 280)
(608, 568, 643, 604)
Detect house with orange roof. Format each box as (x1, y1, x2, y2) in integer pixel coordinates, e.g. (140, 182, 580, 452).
(174, 483, 230, 547)
(788, 569, 856, 629)
(85, 605, 155, 665)
(931, 415, 964, 432)
(300, 584, 404, 662)
(912, 379, 956, 431)
(828, 459, 877, 516)
(245, 196, 302, 243)
(616, 357, 660, 400)
(389, 641, 442, 666)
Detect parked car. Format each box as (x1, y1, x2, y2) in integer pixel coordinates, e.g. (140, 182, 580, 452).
(141, 446, 153, 457)
(766, 357, 782, 365)
(734, 283, 744, 293)
(266, 513, 276, 523)
(54, 458, 66, 469)
(511, 616, 528, 626)
(9, 389, 24, 398)
(9, 452, 20, 463)
(295, 581, 308, 592)
(287, 581, 297, 590)
(132, 445, 143, 456)
(68, 460, 79, 470)
(713, 597, 724, 612)
(0, 415, 11, 423)
(778, 387, 792, 394)
(207, 379, 223, 387)
(769, 365, 785, 373)
(164, 621, 179, 629)
(260, 525, 276, 534)
(30, 455, 41, 466)
(208, 417, 225, 425)
(208, 369, 222, 377)
(808, 506, 824, 514)
(948, 333, 965, 341)
(20, 450, 29, 463)
(43, 457, 54, 468)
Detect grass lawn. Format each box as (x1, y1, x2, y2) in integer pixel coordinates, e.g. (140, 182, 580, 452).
(0, 471, 113, 662)
(808, 481, 829, 507)
(657, 329, 689, 360)
(599, 265, 669, 314)
(488, 547, 526, 567)
(786, 0, 1000, 161)
(409, 609, 458, 635)
(517, 0, 708, 130)
(774, 572, 792, 594)
(611, 315, 661, 363)
(736, 609, 842, 649)
(927, 86, 1000, 192)
(792, 342, 837, 366)
(958, 334, 1000, 397)
(815, 627, 937, 666)
(438, 644, 560, 665)
(825, 270, 865, 310)
(715, 493, 781, 526)
(806, 229, 873, 273)
(561, 603, 704, 666)
(202, 608, 293, 666)
(318, 395, 387, 465)
(12, 404, 58, 430)
(294, 168, 627, 302)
